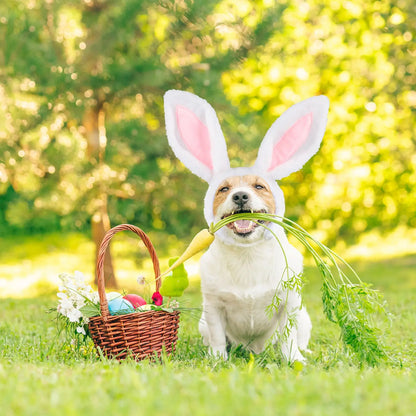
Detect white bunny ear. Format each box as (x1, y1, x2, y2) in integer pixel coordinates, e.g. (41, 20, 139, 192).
(254, 96, 329, 180)
(164, 90, 230, 182)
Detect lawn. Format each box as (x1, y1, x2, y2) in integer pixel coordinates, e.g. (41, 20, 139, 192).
(1, 232, 416, 415)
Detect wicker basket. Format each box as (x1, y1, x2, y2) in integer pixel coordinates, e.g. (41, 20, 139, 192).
(88, 224, 180, 361)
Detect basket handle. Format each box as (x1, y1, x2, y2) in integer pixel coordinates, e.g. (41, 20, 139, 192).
(96, 224, 161, 319)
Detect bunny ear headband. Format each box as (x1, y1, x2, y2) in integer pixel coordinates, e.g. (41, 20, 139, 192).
(164, 90, 329, 182)
(164, 91, 230, 182)
(164, 90, 329, 225)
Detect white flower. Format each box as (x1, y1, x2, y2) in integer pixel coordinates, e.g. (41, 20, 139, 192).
(67, 308, 83, 323)
(74, 271, 86, 281)
(89, 291, 99, 304)
(76, 326, 86, 335)
(57, 271, 98, 324)
(137, 275, 146, 285)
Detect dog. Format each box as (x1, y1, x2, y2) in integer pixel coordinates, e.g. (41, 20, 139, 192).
(164, 90, 329, 363)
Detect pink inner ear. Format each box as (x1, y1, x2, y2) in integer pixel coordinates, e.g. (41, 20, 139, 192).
(268, 112, 313, 172)
(176, 105, 213, 170)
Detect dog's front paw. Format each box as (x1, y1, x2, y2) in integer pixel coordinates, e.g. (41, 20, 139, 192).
(292, 353, 307, 365)
(281, 345, 307, 365)
(209, 345, 228, 360)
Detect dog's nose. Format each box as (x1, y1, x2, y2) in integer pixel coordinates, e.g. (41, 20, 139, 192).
(232, 191, 249, 207)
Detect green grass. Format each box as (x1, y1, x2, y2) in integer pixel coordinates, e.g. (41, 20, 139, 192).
(1, 233, 416, 415)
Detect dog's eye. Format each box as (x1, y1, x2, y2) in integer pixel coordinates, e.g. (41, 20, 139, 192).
(254, 184, 265, 190)
(219, 186, 229, 193)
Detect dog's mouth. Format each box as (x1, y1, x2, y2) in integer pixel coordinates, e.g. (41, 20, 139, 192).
(221, 209, 267, 237)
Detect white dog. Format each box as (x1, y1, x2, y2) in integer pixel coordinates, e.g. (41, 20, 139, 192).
(164, 90, 329, 363)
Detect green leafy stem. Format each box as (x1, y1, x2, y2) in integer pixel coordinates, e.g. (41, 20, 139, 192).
(210, 212, 390, 366)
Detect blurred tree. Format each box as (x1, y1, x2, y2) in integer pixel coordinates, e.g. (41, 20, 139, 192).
(221, 0, 416, 244)
(0, 0, 281, 284)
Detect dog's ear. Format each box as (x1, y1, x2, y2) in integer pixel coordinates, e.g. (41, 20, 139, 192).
(164, 90, 230, 182)
(254, 96, 329, 180)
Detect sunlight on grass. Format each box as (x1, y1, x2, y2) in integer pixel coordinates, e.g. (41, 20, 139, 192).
(336, 226, 416, 261)
(0, 233, 92, 298)
(0, 232, 201, 298)
(296, 226, 416, 265)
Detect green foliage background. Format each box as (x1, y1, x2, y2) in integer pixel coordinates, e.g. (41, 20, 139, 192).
(0, 0, 415, 244)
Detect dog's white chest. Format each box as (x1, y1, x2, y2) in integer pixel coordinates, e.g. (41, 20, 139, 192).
(200, 236, 295, 295)
(217, 285, 277, 337)
(200, 237, 300, 349)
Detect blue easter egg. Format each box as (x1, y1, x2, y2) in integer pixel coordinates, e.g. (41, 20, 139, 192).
(108, 297, 134, 315)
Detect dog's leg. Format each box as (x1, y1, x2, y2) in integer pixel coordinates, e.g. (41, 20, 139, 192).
(199, 296, 228, 359)
(274, 292, 307, 364)
(296, 306, 312, 353)
(198, 311, 210, 346)
(278, 322, 306, 364)
(278, 306, 312, 363)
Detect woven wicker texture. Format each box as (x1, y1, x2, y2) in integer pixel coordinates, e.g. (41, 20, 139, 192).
(88, 224, 180, 361)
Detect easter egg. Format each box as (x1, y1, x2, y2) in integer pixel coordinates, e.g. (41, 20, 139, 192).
(159, 257, 188, 298)
(123, 294, 146, 308)
(137, 304, 153, 311)
(106, 291, 122, 301)
(108, 297, 134, 315)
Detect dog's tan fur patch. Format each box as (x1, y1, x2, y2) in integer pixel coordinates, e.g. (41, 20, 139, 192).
(213, 175, 276, 216)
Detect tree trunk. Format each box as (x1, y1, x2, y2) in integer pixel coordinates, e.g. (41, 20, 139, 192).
(83, 105, 117, 288)
(91, 196, 117, 288)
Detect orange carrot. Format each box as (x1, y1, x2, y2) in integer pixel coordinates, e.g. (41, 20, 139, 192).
(160, 229, 215, 277)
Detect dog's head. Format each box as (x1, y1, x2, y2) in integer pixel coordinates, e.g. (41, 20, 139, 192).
(210, 173, 276, 244)
(164, 90, 329, 245)
(200, 165, 285, 245)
